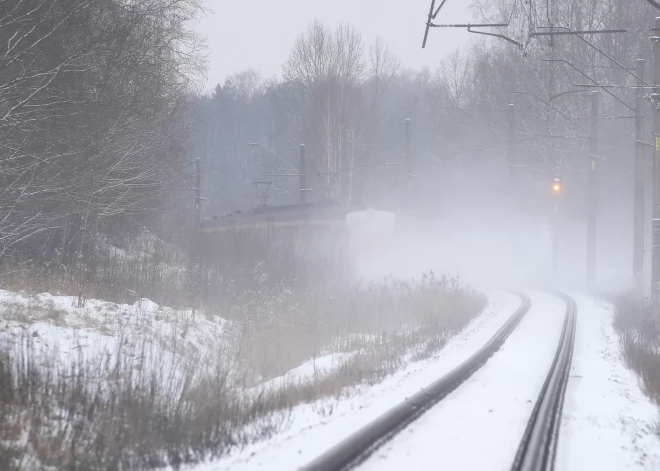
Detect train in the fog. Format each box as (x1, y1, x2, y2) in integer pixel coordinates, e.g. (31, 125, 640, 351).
(200, 202, 395, 260)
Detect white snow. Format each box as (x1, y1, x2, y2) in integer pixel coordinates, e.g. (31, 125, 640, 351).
(358, 293, 660, 471)
(187, 292, 660, 471)
(8, 288, 656, 471)
(255, 352, 357, 392)
(557, 294, 660, 470)
(184, 290, 522, 471)
(357, 291, 566, 471)
(0, 290, 230, 378)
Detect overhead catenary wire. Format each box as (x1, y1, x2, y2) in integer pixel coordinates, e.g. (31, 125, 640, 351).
(535, 26, 649, 85)
(644, 0, 660, 10)
(542, 59, 635, 111)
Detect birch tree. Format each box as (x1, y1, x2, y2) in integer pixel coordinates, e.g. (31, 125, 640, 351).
(0, 0, 205, 267)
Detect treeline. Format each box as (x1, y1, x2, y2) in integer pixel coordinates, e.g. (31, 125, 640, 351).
(0, 0, 655, 301)
(192, 23, 426, 216)
(194, 1, 656, 223)
(0, 0, 204, 270)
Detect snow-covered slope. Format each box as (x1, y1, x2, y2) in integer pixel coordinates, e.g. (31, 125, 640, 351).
(185, 292, 660, 471)
(0, 290, 230, 376)
(357, 292, 566, 471)
(558, 295, 660, 470)
(185, 291, 522, 471)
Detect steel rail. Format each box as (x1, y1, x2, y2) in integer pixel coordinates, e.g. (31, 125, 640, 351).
(511, 292, 577, 471)
(300, 293, 532, 471)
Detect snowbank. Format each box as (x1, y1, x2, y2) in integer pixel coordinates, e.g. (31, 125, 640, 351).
(0, 290, 230, 377)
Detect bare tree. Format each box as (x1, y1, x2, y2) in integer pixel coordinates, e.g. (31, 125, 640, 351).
(282, 20, 366, 203)
(0, 0, 206, 273)
(439, 49, 473, 108)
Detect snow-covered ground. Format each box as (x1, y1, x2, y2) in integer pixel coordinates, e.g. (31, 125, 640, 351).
(4, 288, 657, 470)
(187, 291, 660, 471)
(253, 352, 358, 393)
(357, 291, 566, 471)
(184, 291, 522, 471)
(0, 290, 230, 377)
(557, 295, 660, 470)
(356, 293, 660, 471)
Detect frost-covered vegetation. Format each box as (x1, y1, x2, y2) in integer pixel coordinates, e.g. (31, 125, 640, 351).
(614, 297, 660, 407)
(1, 0, 653, 468)
(0, 271, 485, 469)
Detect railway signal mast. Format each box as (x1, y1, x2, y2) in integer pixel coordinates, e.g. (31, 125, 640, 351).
(653, 17, 660, 306)
(421, 1, 636, 290)
(423, 1, 660, 295)
(551, 174, 562, 274)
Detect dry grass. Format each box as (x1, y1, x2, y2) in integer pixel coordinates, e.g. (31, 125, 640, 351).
(0, 224, 488, 469)
(226, 272, 485, 386)
(0, 271, 485, 470)
(0, 333, 292, 471)
(614, 296, 660, 405)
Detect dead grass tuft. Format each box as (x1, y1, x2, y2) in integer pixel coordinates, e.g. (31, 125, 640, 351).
(228, 272, 485, 387)
(0, 333, 292, 470)
(0, 271, 485, 469)
(614, 296, 660, 405)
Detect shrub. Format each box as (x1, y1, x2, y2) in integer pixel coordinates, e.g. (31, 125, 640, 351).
(613, 296, 660, 405)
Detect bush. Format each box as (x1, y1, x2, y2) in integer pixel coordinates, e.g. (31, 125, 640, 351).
(614, 296, 660, 405)
(226, 272, 486, 386)
(0, 333, 290, 470)
(0, 272, 485, 469)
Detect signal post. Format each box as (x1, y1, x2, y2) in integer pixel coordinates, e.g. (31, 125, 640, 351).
(587, 91, 599, 288)
(653, 17, 660, 305)
(551, 175, 562, 274)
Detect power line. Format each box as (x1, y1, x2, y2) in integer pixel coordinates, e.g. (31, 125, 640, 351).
(644, 0, 660, 10)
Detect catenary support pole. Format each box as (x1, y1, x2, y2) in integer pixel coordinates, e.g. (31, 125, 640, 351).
(405, 118, 412, 198)
(635, 59, 646, 297)
(348, 129, 355, 204)
(507, 103, 516, 185)
(653, 17, 660, 306)
(193, 157, 202, 316)
(587, 90, 599, 287)
(507, 102, 521, 267)
(299, 144, 306, 204)
(195, 158, 201, 231)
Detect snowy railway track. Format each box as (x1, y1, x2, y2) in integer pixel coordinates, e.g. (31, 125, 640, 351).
(511, 292, 576, 471)
(299, 293, 532, 471)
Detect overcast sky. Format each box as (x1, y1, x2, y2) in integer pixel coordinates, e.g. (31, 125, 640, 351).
(196, 0, 471, 91)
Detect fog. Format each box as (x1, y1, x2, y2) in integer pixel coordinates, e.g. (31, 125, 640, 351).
(191, 0, 651, 298)
(352, 159, 635, 295)
(1, 1, 658, 468)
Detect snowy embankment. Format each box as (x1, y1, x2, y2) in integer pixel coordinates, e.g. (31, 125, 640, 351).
(252, 352, 358, 394)
(184, 291, 522, 471)
(0, 290, 230, 379)
(187, 292, 660, 471)
(343, 293, 660, 471)
(357, 292, 565, 471)
(558, 295, 660, 470)
(4, 289, 654, 470)
(0, 272, 489, 470)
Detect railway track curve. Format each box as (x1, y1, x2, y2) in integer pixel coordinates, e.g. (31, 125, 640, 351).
(300, 293, 532, 471)
(510, 292, 576, 471)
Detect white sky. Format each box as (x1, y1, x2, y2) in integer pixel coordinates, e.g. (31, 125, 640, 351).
(196, 0, 471, 91)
